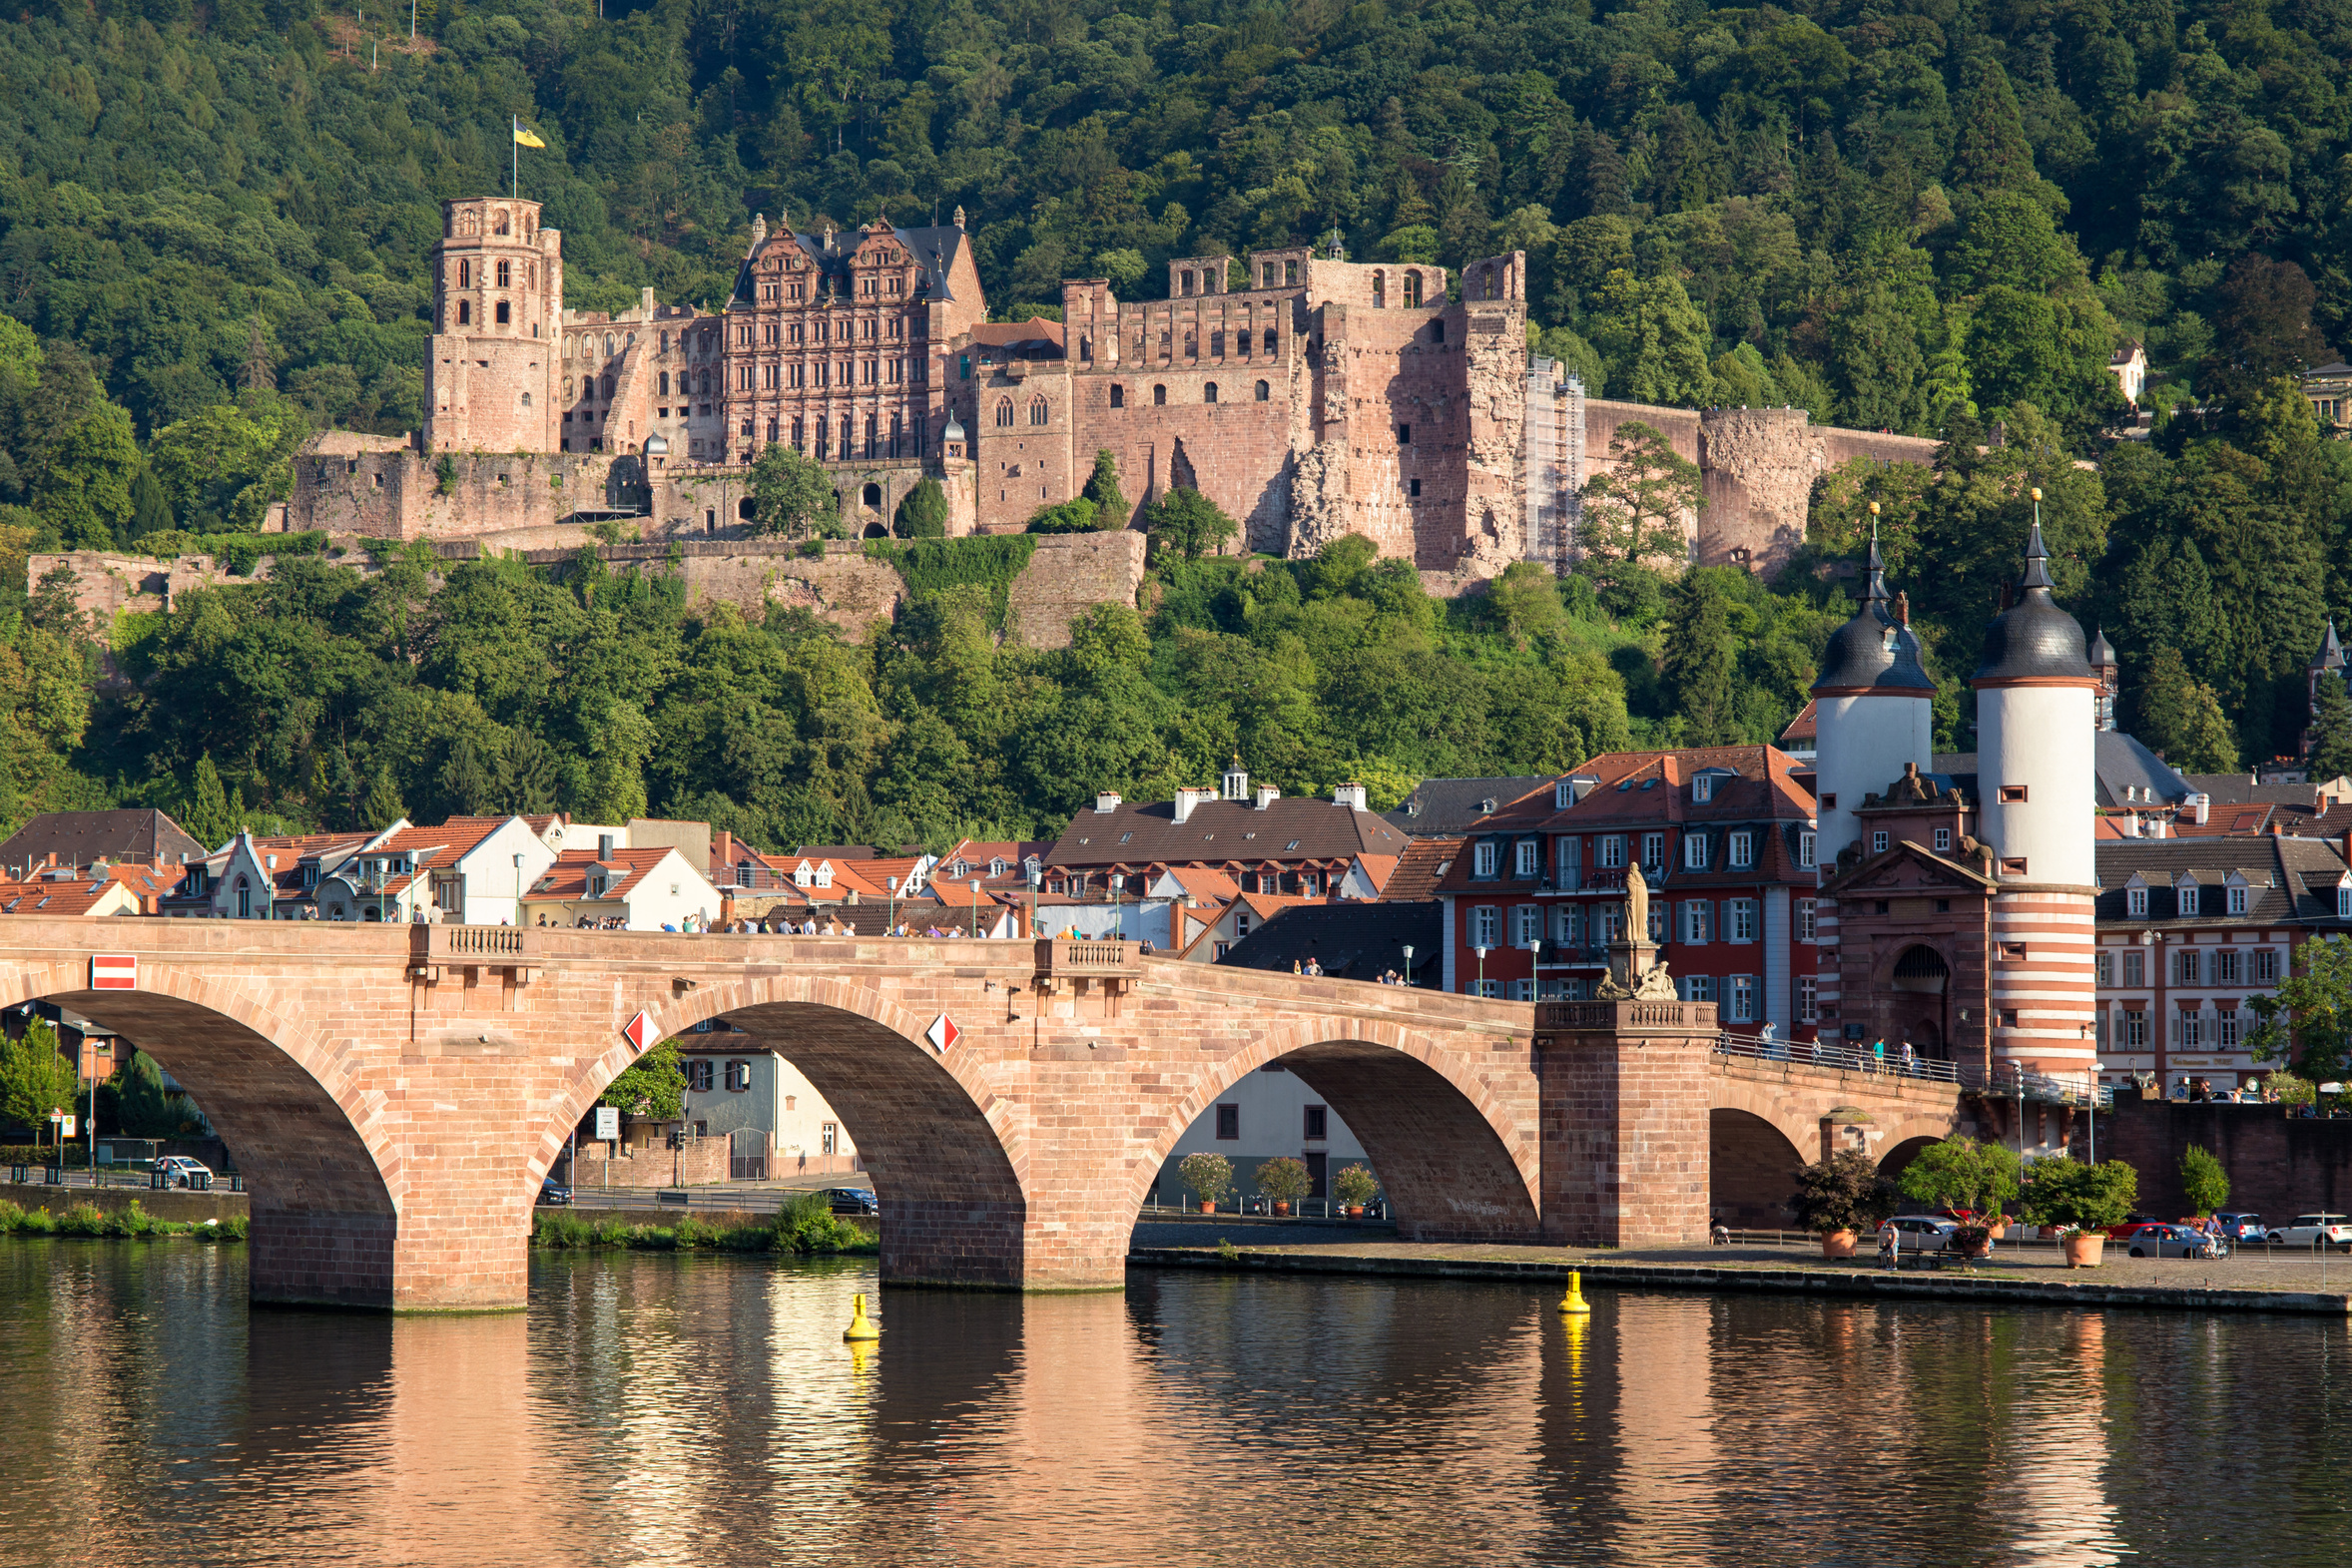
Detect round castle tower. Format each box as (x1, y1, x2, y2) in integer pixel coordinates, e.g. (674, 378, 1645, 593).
(426, 197, 563, 454)
(1973, 518, 2098, 1075)
(1809, 527, 1936, 866)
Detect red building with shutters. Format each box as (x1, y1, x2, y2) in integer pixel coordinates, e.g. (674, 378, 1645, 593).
(1435, 747, 1821, 1040)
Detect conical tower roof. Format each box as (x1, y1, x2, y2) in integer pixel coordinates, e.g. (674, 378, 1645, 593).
(2315, 619, 2344, 673)
(1973, 524, 2093, 685)
(1811, 532, 1935, 696)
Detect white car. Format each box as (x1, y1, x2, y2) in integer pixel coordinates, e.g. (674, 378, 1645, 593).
(2265, 1214, 2352, 1251)
(1880, 1216, 1959, 1253)
(153, 1156, 212, 1188)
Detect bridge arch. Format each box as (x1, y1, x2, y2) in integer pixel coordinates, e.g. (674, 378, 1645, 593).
(1128, 1016, 1541, 1243)
(0, 954, 400, 1308)
(1708, 1108, 1805, 1229)
(553, 971, 1030, 1288)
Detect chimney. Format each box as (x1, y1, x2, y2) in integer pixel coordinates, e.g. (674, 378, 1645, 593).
(1255, 784, 1281, 809)
(2192, 792, 2209, 826)
(598, 832, 616, 860)
(1332, 782, 1368, 810)
(1094, 791, 1123, 814)
(2121, 813, 2140, 838)
(1174, 785, 1216, 823)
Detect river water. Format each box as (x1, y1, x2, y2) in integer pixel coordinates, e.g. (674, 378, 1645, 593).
(2, 1242, 2345, 1567)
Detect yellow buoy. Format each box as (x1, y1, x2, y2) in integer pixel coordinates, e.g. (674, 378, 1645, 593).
(843, 1292, 881, 1341)
(1557, 1270, 1591, 1315)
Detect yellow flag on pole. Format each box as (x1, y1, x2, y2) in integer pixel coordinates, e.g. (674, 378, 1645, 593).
(512, 120, 546, 149)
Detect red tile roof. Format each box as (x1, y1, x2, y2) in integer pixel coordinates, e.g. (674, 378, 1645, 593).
(529, 848, 677, 901)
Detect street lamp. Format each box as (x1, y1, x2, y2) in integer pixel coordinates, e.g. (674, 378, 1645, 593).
(886, 875, 898, 935)
(1111, 873, 1125, 941)
(1474, 945, 1489, 996)
(1028, 865, 1043, 939)
(1530, 937, 1542, 1001)
(513, 851, 523, 926)
(969, 878, 982, 939)
(1402, 944, 1414, 988)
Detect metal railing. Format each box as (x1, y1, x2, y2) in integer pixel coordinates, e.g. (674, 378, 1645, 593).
(1710, 1033, 2113, 1107)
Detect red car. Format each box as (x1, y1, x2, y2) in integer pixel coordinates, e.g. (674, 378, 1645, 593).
(2105, 1213, 2164, 1240)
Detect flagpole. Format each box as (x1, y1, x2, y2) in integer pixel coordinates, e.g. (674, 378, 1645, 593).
(512, 117, 518, 201)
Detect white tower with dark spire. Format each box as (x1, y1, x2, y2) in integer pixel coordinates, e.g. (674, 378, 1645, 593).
(1973, 510, 2099, 1076)
(1808, 517, 1937, 866)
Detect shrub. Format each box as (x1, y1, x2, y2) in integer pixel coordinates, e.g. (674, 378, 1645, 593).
(1179, 1152, 1235, 1204)
(2019, 1158, 2139, 1235)
(896, 478, 949, 538)
(775, 1190, 870, 1255)
(1898, 1137, 2022, 1220)
(2180, 1145, 2231, 1217)
(535, 1212, 592, 1250)
(1255, 1156, 1313, 1204)
(1333, 1164, 1379, 1207)
(1789, 1149, 1901, 1234)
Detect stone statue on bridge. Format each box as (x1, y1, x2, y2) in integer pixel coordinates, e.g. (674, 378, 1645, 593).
(1624, 863, 1649, 940)
(1594, 865, 1676, 1001)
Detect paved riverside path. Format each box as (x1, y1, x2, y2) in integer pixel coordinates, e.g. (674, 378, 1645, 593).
(1128, 1236, 2352, 1312)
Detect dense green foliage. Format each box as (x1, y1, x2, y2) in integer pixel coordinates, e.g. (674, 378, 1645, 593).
(532, 1192, 877, 1254)
(0, 1018, 76, 1135)
(2178, 1143, 2230, 1217)
(7, 0, 2352, 810)
(0, 1199, 248, 1241)
(2018, 1157, 2138, 1235)
(1788, 1149, 1899, 1235)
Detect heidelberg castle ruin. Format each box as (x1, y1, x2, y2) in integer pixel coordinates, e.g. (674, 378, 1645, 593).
(280, 196, 1936, 580)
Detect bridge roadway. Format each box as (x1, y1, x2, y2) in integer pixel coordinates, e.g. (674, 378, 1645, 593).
(0, 921, 1973, 1309)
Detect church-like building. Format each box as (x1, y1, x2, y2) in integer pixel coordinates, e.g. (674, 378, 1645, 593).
(1812, 522, 2099, 1083)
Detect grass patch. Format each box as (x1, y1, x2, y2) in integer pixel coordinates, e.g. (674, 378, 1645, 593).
(533, 1192, 878, 1256)
(0, 1198, 246, 1242)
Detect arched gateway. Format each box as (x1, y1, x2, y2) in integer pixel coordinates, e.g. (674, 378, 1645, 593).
(0, 924, 1969, 1309)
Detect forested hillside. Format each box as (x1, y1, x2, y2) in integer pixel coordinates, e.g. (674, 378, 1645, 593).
(2, 0, 2352, 842)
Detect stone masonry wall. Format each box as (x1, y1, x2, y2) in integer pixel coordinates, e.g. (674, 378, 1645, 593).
(2097, 1096, 2352, 1223)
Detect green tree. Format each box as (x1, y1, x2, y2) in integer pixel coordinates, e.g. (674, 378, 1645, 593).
(362, 764, 407, 830)
(34, 400, 139, 550)
(1081, 450, 1128, 526)
(2134, 646, 2239, 772)
(1578, 420, 1700, 571)
(0, 1018, 78, 1142)
(1661, 568, 1738, 745)
(2249, 935, 2352, 1087)
(1947, 57, 2040, 203)
(1789, 1149, 1901, 1235)
(149, 400, 300, 534)
(185, 753, 233, 848)
(895, 478, 948, 538)
(1024, 497, 1100, 534)
(1144, 488, 1237, 562)
(1897, 1136, 2022, 1219)
(600, 1035, 686, 1121)
(2018, 1158, 2138, 1234)
(749, 444, 838, 539)
(126, 467, 174, 541)
(2179, 1144, 2230, 1218)
(1587, 269, 1715, 406)
(2312, 673, 2352, 782)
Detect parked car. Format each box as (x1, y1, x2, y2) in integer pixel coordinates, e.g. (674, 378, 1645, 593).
(2120, 1224, 2217, 1259)
(824, 1187, 879, 1216)
(2212, 1212, 2265, 1244)
(2265, 1215, 2352, 1251)
(2104, 1213, 2166, 1240)
(537, 1179, 572, 1207)
(1881, 1216, 1959, 1253)
(152, 1156, 212, 1188)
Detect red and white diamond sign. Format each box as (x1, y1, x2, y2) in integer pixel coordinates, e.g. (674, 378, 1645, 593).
(622, 1009, 658, 1052)
(925, 1013, 959, 1054)
(91, 954, 137, 991)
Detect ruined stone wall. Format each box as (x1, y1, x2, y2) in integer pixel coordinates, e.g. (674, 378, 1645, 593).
(1003, 530, 1147, 648)
(1695, 406, 1817, 573)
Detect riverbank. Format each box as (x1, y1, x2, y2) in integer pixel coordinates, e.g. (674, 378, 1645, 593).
(0, 1182, 247, 1225)
(535, 1205, 877, 1255)
(0, 1198, 247, 1242)
(1128, 1240, 2352, 1315)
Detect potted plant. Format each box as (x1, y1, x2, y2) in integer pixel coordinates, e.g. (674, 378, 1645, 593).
(1897, 1137, 2022, 1257)
(2020, 1157, 2138, 1268)
(1179, 1152, 1233, 1215)
(1790, 1149, 1900, 1259)
(1333, 1163, 1379, 1218)
(1255, 1155, 1313, 1217)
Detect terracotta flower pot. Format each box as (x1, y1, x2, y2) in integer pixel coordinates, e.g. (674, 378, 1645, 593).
(1273, 1201, 1291, 1217)
(2062, 1233, 2105, 1269)
(1199, 1201, 1216, 1214)
(1346, 1205, 1365, 1219)
(1818, 1229, 1858, 1259)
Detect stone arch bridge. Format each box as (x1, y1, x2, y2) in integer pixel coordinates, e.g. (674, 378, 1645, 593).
(0, 924, 1980, 1309)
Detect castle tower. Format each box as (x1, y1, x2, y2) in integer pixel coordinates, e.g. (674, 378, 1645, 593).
(2088, 628, 2117, 732)
(426, 198, 563, 453)
(1808, 528, 1936, 866)
(1973, 519, 2099, 1076)
(2307, 619, 2345, 757)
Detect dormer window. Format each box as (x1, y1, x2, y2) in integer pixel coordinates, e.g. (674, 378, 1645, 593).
(2127, 884, 2149, 918)
(1514, 840, 1539, 878)
(1692, 775, 1714, 803)
(1684, 834, 1709, 871)
(2340, 880, 2352, 919)
(990, 858, 1007, 876)
(2177, 879, 2200, 917)
(2228, 883, 2248, 914)
(1473, 841, 1498, 878)
(1728, 830, 1753, 869)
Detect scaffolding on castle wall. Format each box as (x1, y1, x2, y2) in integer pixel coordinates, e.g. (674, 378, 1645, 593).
(1521, 359, 1584, 575)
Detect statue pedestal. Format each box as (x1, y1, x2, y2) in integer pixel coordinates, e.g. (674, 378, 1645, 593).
(1533, 996, 1719, 1247)
(1605, 937, 1657, 995)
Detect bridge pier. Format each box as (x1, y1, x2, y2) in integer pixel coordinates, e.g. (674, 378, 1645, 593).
(1535, 999, 1719, 1248)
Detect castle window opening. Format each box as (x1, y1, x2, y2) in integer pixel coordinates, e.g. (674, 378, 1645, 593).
(1184, 331, 1197, 356)
(698, 370, 710, 394)
(493, 210, 510, 236)
(863, 319, 877, 341)
(1256, 380, 1270, 401)
(1285, 260, 1299, 284)
(959, 354, 972, 379)
(1204, 382, 1218, 404)
(660, 330, 670, 352)
(659, 372, 670, 395)
(1154, 384, 1167, 406)
(1181, 270, 1195, 295)
(889, 318, 903, 340)
(1398, 423, 1411, 444)
(1263, 262, 1277, 286)
(496, 261, 511, 287)
(1431, 319, 1445, 343)
(1210, 329, 1224, 356)
(791, 417, 803, 447)
(1160, 331, 1171, 354)
(563, 377, 573, 398)
(1409, 477, 1422, 496)
(605, 334, 615, 356)
(519, 392, 532, 407)
(602, 375, 614, 398)
(816, 423, 830, 459)
(740, 497, 757, 519)
(1266, 330, 1279, 353)
(866, 415, 879, 457)
(1373, 271, 1386, 308)
(1111, 384, 1125, 408)
(1403, 271, 1422, 307)
(1080, 335, 1092, 361)
(458, 260, 471, 287)
(996, 397, 1015, 428)
(495, 301, 510, 324)
(1029, 395, 1048, 425)
(706, 509, 716, 533)
(457, 300, 471, 325)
